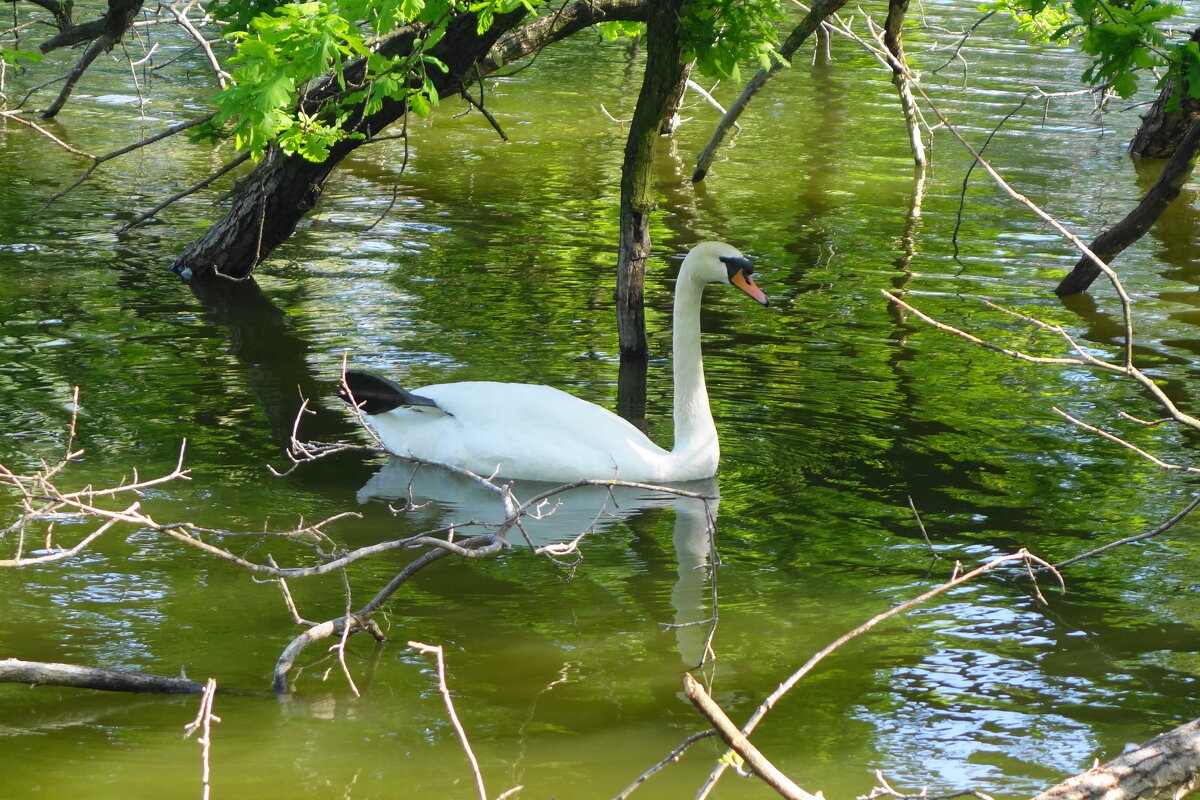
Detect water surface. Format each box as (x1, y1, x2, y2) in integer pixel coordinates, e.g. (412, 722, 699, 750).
(1, 3, 1199, 798)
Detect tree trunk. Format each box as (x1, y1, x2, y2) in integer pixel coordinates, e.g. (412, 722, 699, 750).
(1030, 716, 1200, 800)
(691, 0, 849, 183)
(1055, 115, 1200, 296)
(171, 1, 652, 281)
(1128, 28, 1200, 158)
(660, 60, 695, 135)
(883, 0, 925, 167)
(615, 0, 687, 357)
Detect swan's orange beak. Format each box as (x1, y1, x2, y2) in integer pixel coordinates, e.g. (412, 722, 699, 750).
(732, 269, 769, 306)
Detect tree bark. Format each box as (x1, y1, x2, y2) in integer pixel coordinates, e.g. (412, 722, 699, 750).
(883, 0, 925, 167)
(1055, 115, 1200, 296)
(1129, 28, 1200, 158)
(170, 0, 652, 281)
(0, 658, 206, 694)
(22, 0, 74, 34)
(1030, 716, 1200, 800)
(616, 0, 687, 357)
(691, 0, 849, 183)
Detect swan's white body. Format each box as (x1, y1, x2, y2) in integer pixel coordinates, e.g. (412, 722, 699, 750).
(343, 242, 767, 482)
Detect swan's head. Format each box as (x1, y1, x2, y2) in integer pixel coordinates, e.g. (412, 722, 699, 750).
(683, 242, 769, 306)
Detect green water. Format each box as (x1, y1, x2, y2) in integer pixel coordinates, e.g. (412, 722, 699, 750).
(2, 3, 1200, 798)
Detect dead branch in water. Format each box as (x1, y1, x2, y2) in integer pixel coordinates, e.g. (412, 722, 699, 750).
(0, 385, 721, 699)
(1030, 716, 1200, 800)
(182, 678, 221, 800)
(689, 550, 1060, 799)
(0, 658, 207, 693)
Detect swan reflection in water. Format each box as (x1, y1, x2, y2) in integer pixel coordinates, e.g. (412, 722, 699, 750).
(357, 459, 719, 665)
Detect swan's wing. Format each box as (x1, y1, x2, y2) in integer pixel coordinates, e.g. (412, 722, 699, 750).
(412, 382, 670, 480)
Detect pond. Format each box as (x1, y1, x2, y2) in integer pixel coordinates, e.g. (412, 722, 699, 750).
(1, 2, 1199, 798)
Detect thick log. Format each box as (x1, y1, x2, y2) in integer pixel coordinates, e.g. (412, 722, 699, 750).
(1031, 716, 1200, 800)
(1055, 115, 1200, 296)
(0, 658, 206, 694)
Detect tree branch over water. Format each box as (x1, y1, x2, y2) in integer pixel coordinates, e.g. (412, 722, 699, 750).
(0, 385, 721, 700)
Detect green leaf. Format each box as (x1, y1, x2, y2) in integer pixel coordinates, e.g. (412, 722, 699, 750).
(0, 48, 42, 65)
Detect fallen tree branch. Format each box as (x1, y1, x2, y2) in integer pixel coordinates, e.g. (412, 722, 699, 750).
(682, 672, 821, 800)
(409, 641, 491, 800)
(691, 0, 850, 182)
(612, 730, 716, 799)
(1030, 716, 1200, 800)
(182, 678, 220, 800)
(694, 550, 1060, 798)
(0, 658, 206, 693)
(1056, 114, 1200, 296)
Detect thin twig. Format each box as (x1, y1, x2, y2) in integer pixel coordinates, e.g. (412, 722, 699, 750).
(695, 550, 1061, 798)
(1052, 492, 1200, 570)
(182, 678, 220, 800)
(408, 641, 488, 800)
(612, 730, 717, 800)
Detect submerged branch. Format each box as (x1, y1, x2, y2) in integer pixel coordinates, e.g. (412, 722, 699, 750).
(1031, 716, 1200, 800)
(695, 550, 1060, 798)
(0, 658, 206, 694)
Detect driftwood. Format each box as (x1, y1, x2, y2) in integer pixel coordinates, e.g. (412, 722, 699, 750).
(0, 658, 206, 694)
(1031, 716, 1200, 800)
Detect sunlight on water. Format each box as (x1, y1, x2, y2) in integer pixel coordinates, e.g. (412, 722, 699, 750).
(0, 2, 1199, 798)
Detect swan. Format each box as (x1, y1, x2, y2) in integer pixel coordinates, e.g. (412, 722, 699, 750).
(338, 241, 768, 482)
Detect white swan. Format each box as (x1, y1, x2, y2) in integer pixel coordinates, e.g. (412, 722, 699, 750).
(338, 241, 768, 482)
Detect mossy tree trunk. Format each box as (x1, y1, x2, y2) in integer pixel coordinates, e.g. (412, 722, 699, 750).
(616, 0, 688, 357)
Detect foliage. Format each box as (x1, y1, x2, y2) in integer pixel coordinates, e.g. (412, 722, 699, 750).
(679, 0, 785, 81)
(201, 0, 537, 161)
(985, 0, 1200, 104)
(0, 48, 42, 66)
(980, 0, 1073, 40)
(599, 1, 785, 82)
(200, 0, 789, 162)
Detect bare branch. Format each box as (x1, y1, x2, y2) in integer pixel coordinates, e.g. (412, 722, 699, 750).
(0, 658, 206, 693)
(409, 642, 489, 800)
(695, 550, 1061, 798)
(118, 151, 252, 231)
(0, 109, 96, 158)
(165, 1, 229, 88)
(182, 678, 220, 800)
(882, 290, 1200, 432)
(683, 672, 820, 800)
(1051, 492, 1200, 570)
(612, 730, 717, 800)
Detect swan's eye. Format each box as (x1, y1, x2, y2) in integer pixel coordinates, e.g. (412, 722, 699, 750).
(719, 255, 754, 282)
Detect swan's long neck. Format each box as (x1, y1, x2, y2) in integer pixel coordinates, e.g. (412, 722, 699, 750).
(670, 272, 719, 471)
